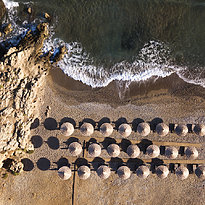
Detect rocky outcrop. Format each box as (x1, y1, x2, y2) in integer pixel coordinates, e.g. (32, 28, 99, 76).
(0, 0, 6, 21)
(0, 23, 65, 172)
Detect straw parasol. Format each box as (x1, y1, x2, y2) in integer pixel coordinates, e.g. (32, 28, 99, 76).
(193, 124, 205, 136)
(107, 144, 120, 157)
(88, 143, 101, 157)
(146, 145, 160, 158)
(175, 124, 188, 136)
(127, 144, 140, 158)
(195, 165, 205, 179)
(165, 147, 178, 159)
(78, 165, 91, 180)
(100, 123, 113, 137)
(118, 124, 132, 138)
(58, 166, 72, 180)
(185, 147, 198, 159)
(97, 165, 111, 179)
(117, 166, 131, 180)
(136, 165, 150, 179)
(68, 142, 82, 156)
(60, 122, 74, 136)
(156, 123, 169, 136)
(156, 165, 169, 179)
(137, 122, 150, 136)
(80, 122, 94, 136)
(175, 166, 189, 180)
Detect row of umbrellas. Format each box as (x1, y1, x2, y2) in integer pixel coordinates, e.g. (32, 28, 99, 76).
(60, 122, 205, 137)
(68, 142, 199, 159)
(58, 164, 205, 180)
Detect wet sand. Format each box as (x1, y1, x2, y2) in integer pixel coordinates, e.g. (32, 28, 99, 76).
(0, 67, 205, 205)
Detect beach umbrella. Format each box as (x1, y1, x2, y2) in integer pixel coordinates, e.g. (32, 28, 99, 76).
(146, 145, 160, 158)
(118, 123, 132, 138)
(107, 144, 120, 157)
(117, 166, 131, 180)
(127, 144, 140, 158)
(80, 122, 94, 136)
(88, 143, 101, 157)
(78, 165, 91, 180)
(156, 165, 169, 179)
(175, 166, 189, 180)
(136, 165, 150, 179)
(68, 142, 82, 156)
(100, 123, 113, 137)
(156, 123, 169, 136)
(195, 165, 205, 179)
(58, 166, 72, 180)
(137, 122, 150, 136)
(185, 147, 198, 159)
(60, 122, 74, 136)
(97, 165, 111, 179)
(165, 147, 178, 159)
(175, 124, 188, 136)
(193, 124, 205, 136)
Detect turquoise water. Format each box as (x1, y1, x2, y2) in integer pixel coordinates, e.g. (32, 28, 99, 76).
(2, 0, 205, 87)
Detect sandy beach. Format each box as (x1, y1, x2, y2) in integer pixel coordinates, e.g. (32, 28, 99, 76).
(0, 66, 205, 205)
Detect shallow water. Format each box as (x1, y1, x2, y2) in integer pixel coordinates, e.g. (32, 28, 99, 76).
(1, 0, 205, 87)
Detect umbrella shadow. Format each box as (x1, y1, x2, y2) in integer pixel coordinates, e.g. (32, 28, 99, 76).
(169, 123, 175, 133)
(63, 137, 80, 148)
(91, 157, 106, 171)
(45, 136, 59, 150)
(160, 146, 166, 155)
(36, 158, 51, 171)
(44, 118, 58, 130)
(178, 146, 185, 156)
(79, 118, 96, 128)
(132, 118, 144, 132)
(187, 123, 193, 133)
(120, 139, 131, 153)
(169, 163, 175, 173)
(113, 117, 128, 130)
(85, 138, 98, 150)
(149, 117, 163, 132)
(150, 158, 164, 173)
(59, 117, 76, 129)
(54, 157, 70, 170)
(30, 118, 40, 129)
(108, 157, 124, 171)
(137, 139, 153, 154)
(21, 158, 34, 171)
(31, 135, 43, 148)
(101, 137, 117, 149)
(75, 158, 89, 169)
(97, 117, 111, 130)
(126, 158, 144, 171)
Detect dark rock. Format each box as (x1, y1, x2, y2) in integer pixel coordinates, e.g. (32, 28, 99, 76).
(0, 0, 6, 21)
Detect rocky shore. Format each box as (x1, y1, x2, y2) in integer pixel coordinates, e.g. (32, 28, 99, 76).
(0, 19, 65, 174)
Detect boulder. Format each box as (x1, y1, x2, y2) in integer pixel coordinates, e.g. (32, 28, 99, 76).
(0, 0, 6, 21)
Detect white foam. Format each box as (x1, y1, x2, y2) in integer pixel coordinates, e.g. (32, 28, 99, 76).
(2, 0, 19, 9)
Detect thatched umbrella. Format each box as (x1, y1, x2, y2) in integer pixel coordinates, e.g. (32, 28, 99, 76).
(165, 147, 178, 159)
(60, 122, 74, 136)
(107, 144, 120, 157)
(97, 165, 111, 179)
(80, 122, 94, 136)
(175, 166, 189, 180)
(68, 142, 82, 156)
(185, 147, 198, 159)
(118, 123, 132, 138)
(156, 165, 169, 179)
(117, 166, 131, 180)
(100, 123, 113, 137)
(146, 145, 160, 158)
(78, 165, 91, 180)
(58, 166, 72, 180)
(137, 122, 150, 136)
(156, 123, 169, 136)
(175, 124, 188, 136)
(88, 143, 101, 157)
(127, 144, 140, 158)
(136, 165, 150, 179)
(195, 165, 205, 179)
(193, 124, 205, 136)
